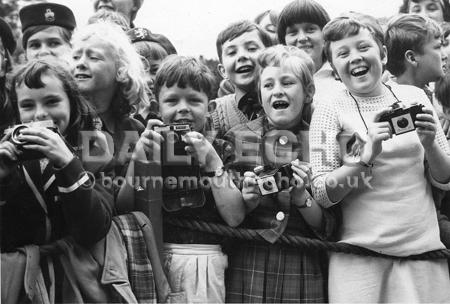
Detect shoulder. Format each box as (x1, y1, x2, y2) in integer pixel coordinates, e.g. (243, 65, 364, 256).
(120, 117, 145, 133)
(387, 82, 430, 106)
(226, 116, 264, 137)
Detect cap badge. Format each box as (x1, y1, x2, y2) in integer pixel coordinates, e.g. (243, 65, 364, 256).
(134, 28, 147, 40)
(45, 9, 55, 22)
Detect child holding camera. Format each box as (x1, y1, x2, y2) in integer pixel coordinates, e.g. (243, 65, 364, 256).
(310, 16, 450, 302)
(224, 45, 336, 303)
(0, 59, 113, 302)
(120, 55, 246, 303)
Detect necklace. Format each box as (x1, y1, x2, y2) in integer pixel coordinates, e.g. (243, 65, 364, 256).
(347, 84, 401, 133)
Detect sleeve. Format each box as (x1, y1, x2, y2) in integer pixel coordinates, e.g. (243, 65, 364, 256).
(420, 91, 450, 189)
(310, 99, 343, 208)
(55, 157, 113, 247)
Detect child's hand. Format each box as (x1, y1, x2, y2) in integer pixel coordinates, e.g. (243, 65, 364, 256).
(361, 107, 393, 163)
(18, 127, 74, 168)
(416, 107, 437, 148)
(277, 160, 311, 208)
(133, 119, 164, 162)
(0, 134, 20, 179)
(242, 171, 261, 210)
(184, 131, 223, 171)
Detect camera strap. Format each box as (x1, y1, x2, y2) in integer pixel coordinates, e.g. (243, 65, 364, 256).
(22, 166, 51, 243)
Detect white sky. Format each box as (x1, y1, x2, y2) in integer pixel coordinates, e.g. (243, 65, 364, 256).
(52, 0, 403, 59)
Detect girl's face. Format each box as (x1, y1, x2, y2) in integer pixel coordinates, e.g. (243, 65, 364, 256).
(72, 38, 118, 99)
(330, 28, 386, 97)
(16, 73, 71, 134)
(26, 27, 72, 62)
(408, 0, 445, 23)
(285, 23, 324, 71)
(158, 84, 208, 132)
(258, 14, 278, 44)
(260, 65, 309, 129)
(145, 57, 162, 92)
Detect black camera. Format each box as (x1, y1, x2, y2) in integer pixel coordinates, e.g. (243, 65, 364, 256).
(152, 123, 192, 158)
(7, 120, 58, 161)
(254, 164, 294, 196)
(378, 103, 424, 135)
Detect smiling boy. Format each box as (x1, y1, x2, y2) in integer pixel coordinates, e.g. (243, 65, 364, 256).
(209, 20, 273, 138)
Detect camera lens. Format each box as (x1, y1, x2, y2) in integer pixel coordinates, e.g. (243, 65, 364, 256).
(11, 125, 28, 145)
(397, 117, 409, 129)
(263, 180, 274, 191)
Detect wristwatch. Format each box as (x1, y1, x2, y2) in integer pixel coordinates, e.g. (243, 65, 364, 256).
(297, 191, 313, 208)
(203, 166, 225, 178)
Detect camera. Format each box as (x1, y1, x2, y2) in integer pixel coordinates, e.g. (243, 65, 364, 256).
(378, 103, 424, 135)
(6, 120, 58, 161)
(152, 123, 192, 157)
(254, 164, 294, 196)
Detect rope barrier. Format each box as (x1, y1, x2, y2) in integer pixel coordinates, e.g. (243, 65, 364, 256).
(166, 217, 450, 260)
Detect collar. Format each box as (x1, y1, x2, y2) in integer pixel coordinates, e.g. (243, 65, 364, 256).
(237, 91, 262, 120)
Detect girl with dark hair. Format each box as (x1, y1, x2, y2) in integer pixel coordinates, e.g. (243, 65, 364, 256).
(278, 0, 343, 106)
(0, 59, 113, 302)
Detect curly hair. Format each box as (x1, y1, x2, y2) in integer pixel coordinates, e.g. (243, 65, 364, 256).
(71, 22, 149, 120)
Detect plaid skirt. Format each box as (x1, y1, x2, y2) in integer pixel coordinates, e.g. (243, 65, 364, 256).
(225, 241, 328, 303)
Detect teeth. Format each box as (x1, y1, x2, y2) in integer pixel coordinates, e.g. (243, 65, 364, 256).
(351, 67, 369, 76)
(273, 101, 289, 109)
(236, 66, 252, 73)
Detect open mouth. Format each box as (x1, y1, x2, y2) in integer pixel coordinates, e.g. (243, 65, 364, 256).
(174, 119, 193, 126)
(74, 73, 91, 80)
(236, 65, 254, 74)
(97, 4, 114, 10)
(298, 44, 313, 51)
(350, 66, 369, 77)
(272, 100, 289, 110)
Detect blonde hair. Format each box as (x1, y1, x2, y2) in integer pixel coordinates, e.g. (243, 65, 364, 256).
(71, 21, 149, 119)
(258, 45, 316, 123)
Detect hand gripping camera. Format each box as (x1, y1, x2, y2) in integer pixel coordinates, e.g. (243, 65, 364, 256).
(254, 164, 294, 196)
(7, 120, 58, 161)
(152, 123, 192, 158)
(378, 103, 424, 135)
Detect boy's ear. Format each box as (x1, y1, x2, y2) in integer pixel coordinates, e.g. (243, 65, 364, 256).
(305, 83, 315, 104)
(405, 50, 418, 66)
(217, 64, 228, 80)
(381, 45, 388, 66)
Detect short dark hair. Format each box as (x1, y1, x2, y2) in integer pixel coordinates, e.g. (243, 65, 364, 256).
(435, 72, 450, 108)
(323, 16, 385, 66)
(277, 0, 330, 45)
(9, 59, 96, 146)
(399, 0, 450, 22)
(385, 14, 441, 76)
(154, 55, 216, 101)
(216, 20, 273, 62)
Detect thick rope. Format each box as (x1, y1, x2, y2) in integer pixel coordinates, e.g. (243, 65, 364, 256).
(166, 217, 450, 260)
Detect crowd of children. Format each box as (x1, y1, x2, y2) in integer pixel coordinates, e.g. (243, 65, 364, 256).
(2, 0, 450, 303)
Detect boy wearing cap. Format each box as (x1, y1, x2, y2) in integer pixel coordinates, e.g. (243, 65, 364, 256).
(93, 0, 143, 28)
(19, 2, 76, 62)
